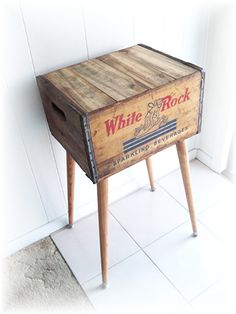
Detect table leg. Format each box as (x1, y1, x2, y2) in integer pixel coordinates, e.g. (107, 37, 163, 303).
(145, 157, 155, 191)
(176, 141, 198, 236)
(67, 151, 75, 228)
(97, 178, 109, 288)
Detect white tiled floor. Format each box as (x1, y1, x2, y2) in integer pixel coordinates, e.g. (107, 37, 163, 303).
(51, 160, 236, 313)
(109, 186, 189, 247)
(51, 212, 139, 284)
(158, 160, 233, 213)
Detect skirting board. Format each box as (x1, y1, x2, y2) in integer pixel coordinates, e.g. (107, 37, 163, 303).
(196, 148, 212, 168)
(223, 169, 236, 183)
(5, 148, 197, 256)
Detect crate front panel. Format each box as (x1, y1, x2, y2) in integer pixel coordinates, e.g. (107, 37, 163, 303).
(89, 71, 202, 180)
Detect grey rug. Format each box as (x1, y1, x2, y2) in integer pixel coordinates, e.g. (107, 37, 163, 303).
(3, 237, 94, 312)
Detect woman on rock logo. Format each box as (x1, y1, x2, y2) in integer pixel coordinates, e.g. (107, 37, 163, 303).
(134, 99, 168, 137)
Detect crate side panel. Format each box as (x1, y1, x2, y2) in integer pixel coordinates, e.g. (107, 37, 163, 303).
(37, 76, 95, 182)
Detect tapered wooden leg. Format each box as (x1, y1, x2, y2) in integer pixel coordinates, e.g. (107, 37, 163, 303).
(67, 152, 75, 228)
(176, 141, 198, 236)
(97, 178, 109, 288)
(145, 157, 155, 191)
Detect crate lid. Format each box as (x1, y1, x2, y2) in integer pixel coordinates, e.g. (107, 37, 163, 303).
(42, 44, 200, 114)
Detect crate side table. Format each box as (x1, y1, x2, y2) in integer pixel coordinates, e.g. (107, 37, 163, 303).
(37, 44, 204, 287)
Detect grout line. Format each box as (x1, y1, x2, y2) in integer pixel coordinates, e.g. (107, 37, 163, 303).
(81, 249, 141, 286)
(196, 218, 223, 242)
(189, 279, 221, 304)
(140, 249, 189, 303)
(64, 201, 191, 294)
(13, 4, 50, 222)
(157, 183, 189, 211)
(108, 209, 224, 305)
(106, 156, 197, 210)
(108, 185, 145, 206)
(12, 113, 50, 222)
(141, 221, 189, 250)
(201, 10, 211, 70)
(108, 211, 189, 302)
(19, 2, 37, 76)
(154, 156, 196, 185)
(49, 236, 95, 310)
(131, 0, 136, 45)
(53, 181, 229, 301)
(197, 148, 212, 158)
(51, 213, 141, 286)
(81, 1, 90, 60)
(8, 210, 68, 244)
(50, 165, 229, 303)
(47, 132, 67, 206)
(18, 2, 67, 216)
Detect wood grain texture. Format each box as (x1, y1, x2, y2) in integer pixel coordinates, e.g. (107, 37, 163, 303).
(45, 69, 116, 112)
(89, 71, 202, 180)
(37, 44, 204, 183)
(73, 58, 149, 101)
(122, 45, 197, 79)
(98, 50, 174, 88)
(37, 76, 96, 182)
(36, 44, 204, 289)
(145, 157, 155, 192)
(176, 141, 197, 235)
(97, 178, 109, 285)
(67, 152, 75, 226)
(139, 44, 203, 72)
(40, 44, 199, 114)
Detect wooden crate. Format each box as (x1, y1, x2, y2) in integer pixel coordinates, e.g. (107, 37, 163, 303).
(37, 44, 204, 183)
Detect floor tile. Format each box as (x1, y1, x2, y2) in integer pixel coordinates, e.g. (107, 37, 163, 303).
(109, 186, 189, 247)
(159, 160, 232, 213)
(51, 212, 139, 284)
(51, 161, 234, 313)
(82, 251, 186, 313)
(191, 277, 236, 313)
(144, 222, 224, 301)
(198, 192, 236, 242)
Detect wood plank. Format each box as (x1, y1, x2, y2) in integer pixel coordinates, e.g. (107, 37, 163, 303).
(134, 45, 197, 73)
(45, 69, 116, 112)
(99, 51, 175, 88)
(37, 76, 96, 181)
(73, 59, 149, 101)
(139, 44, 203, 71)
(121, 45, 197, 79)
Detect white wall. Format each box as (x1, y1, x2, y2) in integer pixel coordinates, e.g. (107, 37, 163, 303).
(225, 128, 236, 182)
(197, 2, 236, 172)
(2, 0, 210, 255)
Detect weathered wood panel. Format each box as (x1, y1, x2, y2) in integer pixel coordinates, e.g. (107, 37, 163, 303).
(37, 76, 96, 182)
(122, 45, 196, 78)
(37, 44, 204, 184)
(98, 51, 175, 88)
(45, 69, 116, 113)
(89, 71, 203, 180)
(73, 59, 149, 101)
